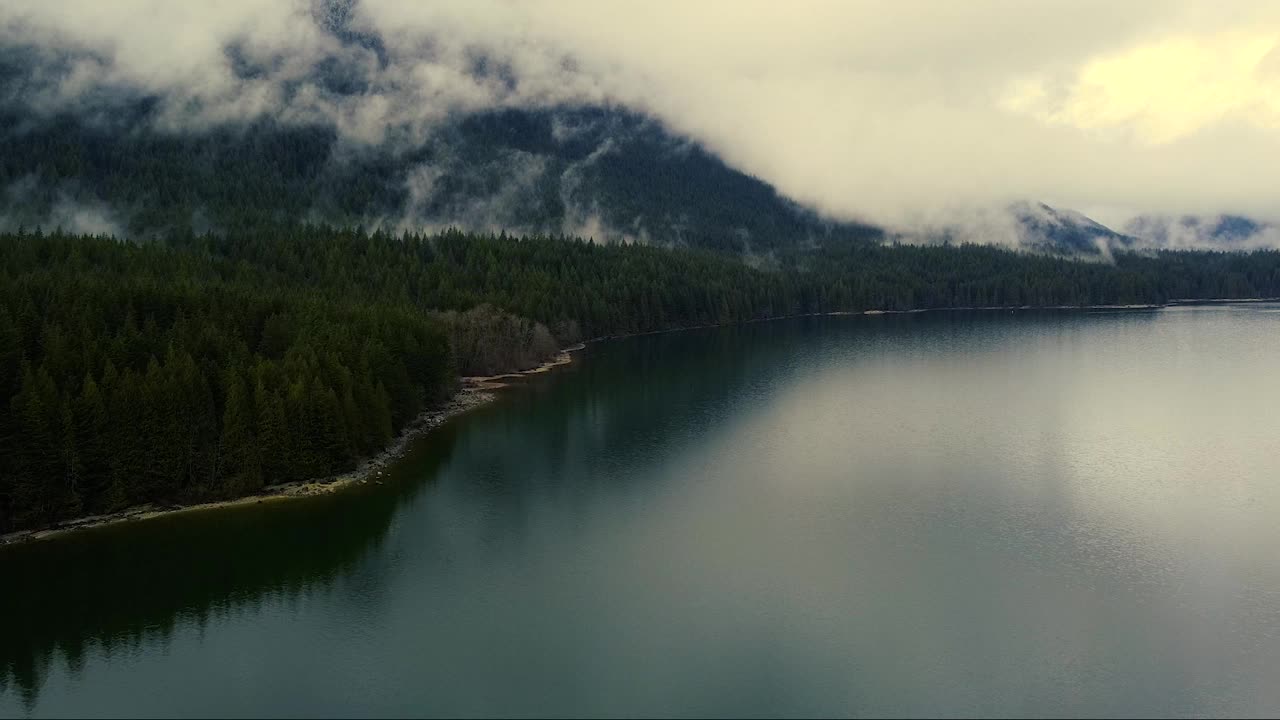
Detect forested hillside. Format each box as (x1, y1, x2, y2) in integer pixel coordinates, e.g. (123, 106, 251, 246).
(0, 97, 882, 253)
(3, 227, 1280, 533)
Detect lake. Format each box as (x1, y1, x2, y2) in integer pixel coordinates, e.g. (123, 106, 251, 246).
(3, 305, 1279, 717)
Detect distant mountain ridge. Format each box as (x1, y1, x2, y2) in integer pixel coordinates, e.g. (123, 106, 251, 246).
(1123, 214, 1280, 251)
(886, 201, 1135, 256)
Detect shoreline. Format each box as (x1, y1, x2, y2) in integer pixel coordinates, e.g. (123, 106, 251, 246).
(2, 298, 1271, 547)
(584, 297, 1278, 344)
(0, 344, 587, 548)
(462, 343, 584, 390)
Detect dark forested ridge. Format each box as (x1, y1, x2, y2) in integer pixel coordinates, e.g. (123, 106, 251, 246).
(3, 226, 1280, 533)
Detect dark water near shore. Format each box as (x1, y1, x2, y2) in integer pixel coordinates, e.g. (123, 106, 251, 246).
(4, 305, 1280, 717)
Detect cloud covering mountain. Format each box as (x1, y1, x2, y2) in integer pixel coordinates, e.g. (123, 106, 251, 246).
(2, 0, 1277, 244)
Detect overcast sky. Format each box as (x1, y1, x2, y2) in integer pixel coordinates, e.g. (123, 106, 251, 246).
(5, 0, 1279, 228)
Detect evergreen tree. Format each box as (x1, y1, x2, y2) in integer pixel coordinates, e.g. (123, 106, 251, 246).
(220, 370, 262, 496)
(73, 373, 110, 512)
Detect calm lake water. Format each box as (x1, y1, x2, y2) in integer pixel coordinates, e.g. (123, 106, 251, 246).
(3, 305, 1280, 717)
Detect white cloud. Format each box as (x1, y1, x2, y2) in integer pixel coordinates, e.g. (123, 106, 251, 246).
(1002, 31, 1280, 144)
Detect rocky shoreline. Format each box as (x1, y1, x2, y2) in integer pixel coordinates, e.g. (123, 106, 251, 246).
(0, 345, 585, 548)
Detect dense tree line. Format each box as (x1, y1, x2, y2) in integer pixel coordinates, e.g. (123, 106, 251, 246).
(0, 232, 452, 531)
(3, 226, 1280, 532)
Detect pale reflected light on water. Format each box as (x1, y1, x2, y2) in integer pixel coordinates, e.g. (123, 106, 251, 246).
(3, 305, 1279, 717)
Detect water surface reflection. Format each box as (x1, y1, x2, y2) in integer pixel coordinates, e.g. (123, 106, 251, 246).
(3, 307, 1279, 717)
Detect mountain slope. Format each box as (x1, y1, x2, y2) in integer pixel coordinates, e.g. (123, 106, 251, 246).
(1007, 202, 1134, 255)
(0, 75, 882, 252)
(0, 88, 1137, 258)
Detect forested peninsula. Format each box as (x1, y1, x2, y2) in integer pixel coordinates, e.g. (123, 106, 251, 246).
(3, 226, 1279, 534)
